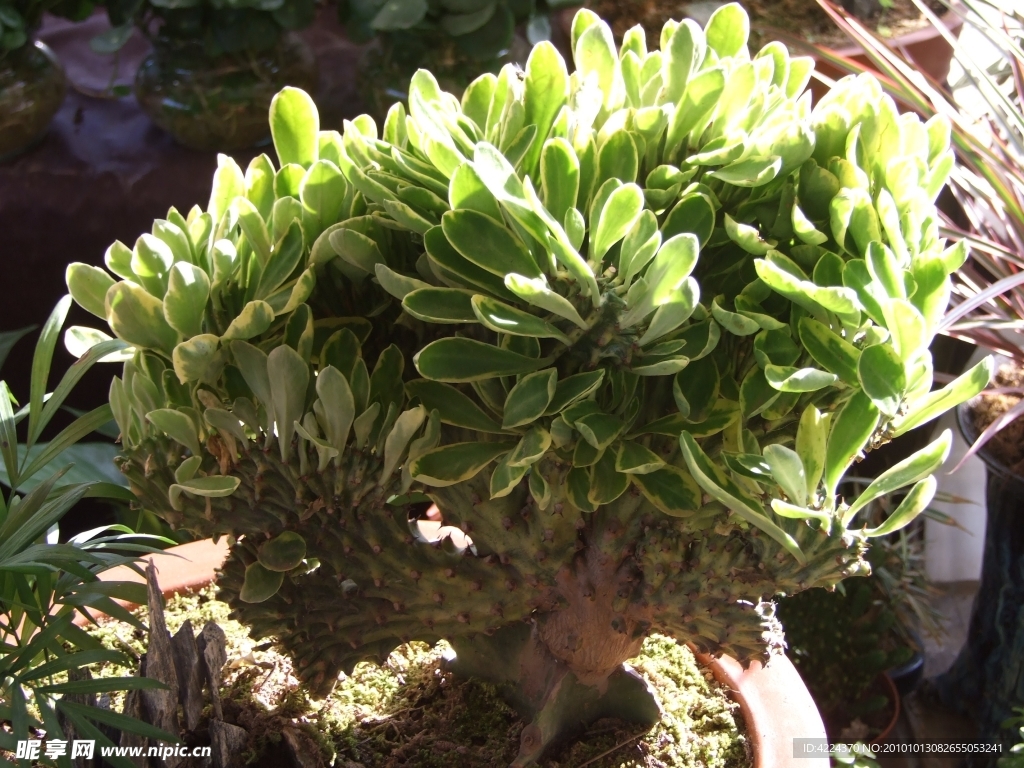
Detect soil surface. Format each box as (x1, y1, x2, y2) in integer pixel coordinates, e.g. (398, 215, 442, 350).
(586, 0, 949, 53)
(88, 587, 752, 768)
(969, 361, 1024, 471)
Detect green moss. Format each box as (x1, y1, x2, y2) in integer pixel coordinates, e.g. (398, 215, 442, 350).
(87, 590, 749, 768)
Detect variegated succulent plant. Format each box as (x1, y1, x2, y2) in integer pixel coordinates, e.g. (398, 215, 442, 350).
(66, 5, 993, 764)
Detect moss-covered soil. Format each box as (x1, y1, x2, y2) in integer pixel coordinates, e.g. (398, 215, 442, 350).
(87, 587, 751, 768)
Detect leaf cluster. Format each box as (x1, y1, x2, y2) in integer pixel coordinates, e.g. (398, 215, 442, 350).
(802, 0, 1022, 464)
(66, 4, 987, 595)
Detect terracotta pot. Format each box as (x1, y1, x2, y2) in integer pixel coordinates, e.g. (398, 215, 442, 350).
(92, 538, 829, 768)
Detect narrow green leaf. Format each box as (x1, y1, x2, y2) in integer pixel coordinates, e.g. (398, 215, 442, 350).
(442, 209, 543, 279)
(823, 391, 879, 496)
(414, 338, 547, 382)
(491, 452, 529, 498)
(502, 368, 557, 428)
(540, 138, 580, 226)
(406, 379, 505, 433)
(844, 430, 951, 524)
(796, 405, 829, 498)
(679, 431, 805, 563)
(764, 365, 838, 392)
(234, 197, 272, 266)
(403, 288, 478, 324)
(505, 274, 588, 329)
(590, 183, 644, 264)
(471, 296, 570, 344)
(268, 345, 309, 462)
(382, 406, 427, 481)
(222, 300, 274, 341)
(545, 370, 605, 414)
(315, 366, 355, 450)
(630, 464, 700, 517)
(589, 449, 629, 505)
(798, 317, 861, 386)
(858, 343, 906, 416)
(615, 441, 665, 475)
(508, 425, 551, 467)
(893, 357, 993, 437)
(256, 222, 304, 300)
(271, 87, 319, 169)
(146, 409, 201, 457)
(410, 441, 516, 486)
(763, 443, 807, 507)
(864, 477, 937, 538)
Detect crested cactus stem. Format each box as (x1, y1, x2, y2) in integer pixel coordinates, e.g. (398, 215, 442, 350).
(82, 8, 970, 762)
(128, 433, 865, 702)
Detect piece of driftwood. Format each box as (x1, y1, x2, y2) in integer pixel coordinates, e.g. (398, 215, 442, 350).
(196, 622, 227, 722)
(123, 563, 324, 768)
(208, 720, 248, 768)
(119, 688, 147, 767)
(171, 619, 205, 731)
(142, 561, 182, 767)
(57, 668, 98, 768)
(281, 727, 322, 768)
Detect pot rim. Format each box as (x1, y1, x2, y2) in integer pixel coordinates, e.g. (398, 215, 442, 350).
(90, 539, 830, 768)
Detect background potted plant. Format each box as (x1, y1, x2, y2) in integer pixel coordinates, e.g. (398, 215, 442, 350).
(0, 0, 89, 160)
(779, 481, 944, 742)
(95, 0, 317, 150)
(808, 0, 1024, 750)
(64, 5, 992, 763)
(339, 0, 573, 119)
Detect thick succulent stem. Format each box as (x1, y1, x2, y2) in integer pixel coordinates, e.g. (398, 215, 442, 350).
(447, 623, 661, 768)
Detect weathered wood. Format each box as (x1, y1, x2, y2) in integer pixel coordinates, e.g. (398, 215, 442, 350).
(57, 668, 96, 768)
(142, 561, 181, 767)
(197, 621, 228, 722)
(170, 619, 204, 731)
(281, 726, 324, 768)
(208, 720, 248, 768)
(120, 687, 148, 768)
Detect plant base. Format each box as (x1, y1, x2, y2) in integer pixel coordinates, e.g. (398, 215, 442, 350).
(447, 622, 661, 766)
